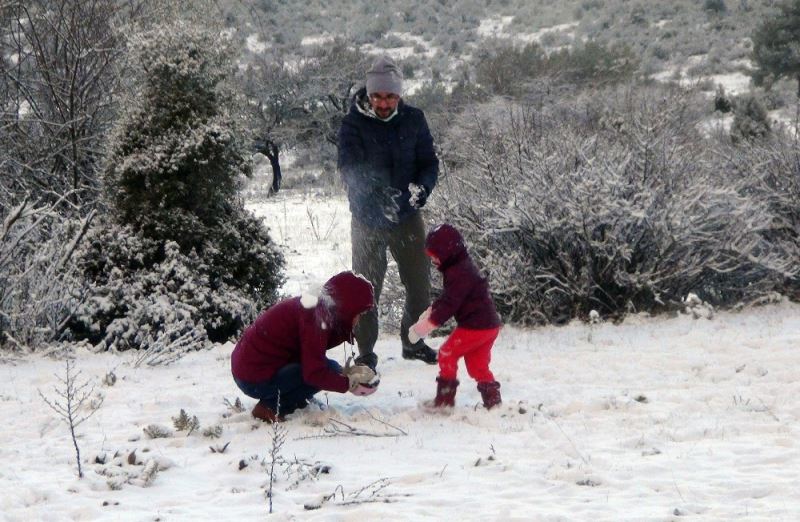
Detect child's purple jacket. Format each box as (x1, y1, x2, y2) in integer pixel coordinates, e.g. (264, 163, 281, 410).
(425, 224, 501, 330)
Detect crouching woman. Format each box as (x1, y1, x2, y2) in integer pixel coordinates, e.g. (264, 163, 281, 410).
(231, 271, 378, 422)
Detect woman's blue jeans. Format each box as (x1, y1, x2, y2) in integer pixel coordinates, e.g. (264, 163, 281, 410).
(233, 359, 342, 415)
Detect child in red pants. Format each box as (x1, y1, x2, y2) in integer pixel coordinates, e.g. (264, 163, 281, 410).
(409, 224, 502, 409)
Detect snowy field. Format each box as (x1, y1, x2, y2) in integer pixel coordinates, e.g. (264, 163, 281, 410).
(2, 190, 800, 521)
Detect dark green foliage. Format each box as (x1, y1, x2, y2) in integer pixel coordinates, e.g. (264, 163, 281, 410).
(548, 41, 637, 85)
(401, 61, 416, 79)
(704, 0, 727, 13)
(752, 0, 800, 96)
(714, 85, 733, 112)
(106, 24, 245, 235)
(475, 42, 547, 96)
(475, 40, 637, 98)
(731, 94, 771, 143)
(74, 21, 284, 349)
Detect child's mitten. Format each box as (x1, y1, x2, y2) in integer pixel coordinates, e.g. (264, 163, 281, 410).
(409, 317, 436, 344)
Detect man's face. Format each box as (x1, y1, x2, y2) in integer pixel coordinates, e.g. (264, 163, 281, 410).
(368, 91, 400, 119)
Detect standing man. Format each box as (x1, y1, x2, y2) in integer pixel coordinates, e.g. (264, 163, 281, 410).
(337, 55, 439, 371)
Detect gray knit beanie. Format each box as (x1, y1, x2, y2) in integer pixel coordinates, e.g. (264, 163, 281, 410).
(366, 55, 403, 96)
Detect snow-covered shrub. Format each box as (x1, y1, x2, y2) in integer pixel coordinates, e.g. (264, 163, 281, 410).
(70, 221, 260, 351)
(143, 424, 173, 439)
(434, 87, 799, 325)
(712, 133, 800, 297)
(0, 197, 92, 351)
(473, 40, 636, 99)
(730, 94, 771, 143)
(71, 21, 284, 352)
(106, 19, 284, 298)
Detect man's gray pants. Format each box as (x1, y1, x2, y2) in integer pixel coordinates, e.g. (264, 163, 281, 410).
(351, 212, 431, 358)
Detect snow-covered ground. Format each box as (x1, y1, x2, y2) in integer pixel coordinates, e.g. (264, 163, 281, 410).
(2, 191, 800, 520)
(245, 33, 269, 54)
(477, 16, 580, 50)
(651, 58, 751, 98)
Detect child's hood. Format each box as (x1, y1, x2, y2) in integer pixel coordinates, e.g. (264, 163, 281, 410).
(425, 224, 467, 268)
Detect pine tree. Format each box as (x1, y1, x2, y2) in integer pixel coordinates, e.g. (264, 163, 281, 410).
(731, 95, 771, 143)
(75, 21, 284, 348)
(105, 21, 246, 248)
(752, 0, 800, 97)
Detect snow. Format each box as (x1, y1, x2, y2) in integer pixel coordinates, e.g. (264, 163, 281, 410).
(696, 110, 732, 138)
(770, 109, 800, 137)
(246, 191, 351, 297)
(300, 293, 320, 309)
(362, 32, 438, 61)
(477, 18, 579, 48)
(301, 34, 335, 47)
(245, 33, 269, 54)
(516, 22, 580, 45)
(3, 190, 800, 520)
(476, 15, 515, 38)
(652, 57, 752, 97)
(707, 72, 751, 96)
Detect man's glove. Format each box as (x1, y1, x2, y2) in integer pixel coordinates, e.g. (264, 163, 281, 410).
(381, 187, 402, 223)
(344, 358, 378, 395)
(408, 307, 436, 344)
(408, 183, 429, 209)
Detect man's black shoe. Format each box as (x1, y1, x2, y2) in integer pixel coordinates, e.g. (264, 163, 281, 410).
(402, 342, 438, 364)
(354, 352, 378, 372)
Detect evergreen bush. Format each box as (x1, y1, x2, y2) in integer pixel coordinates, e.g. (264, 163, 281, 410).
(730, 94, 771, 143)
(71, 21, 284, 353)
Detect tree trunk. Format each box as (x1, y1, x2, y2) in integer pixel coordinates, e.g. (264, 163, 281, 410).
(265, 143, 281, 195)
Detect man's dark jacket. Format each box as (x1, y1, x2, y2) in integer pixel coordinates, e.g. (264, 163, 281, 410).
(337, 88, 439, 228)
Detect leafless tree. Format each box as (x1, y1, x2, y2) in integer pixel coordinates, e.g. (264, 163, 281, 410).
(0, 193, 94, 350)
(38, 359, 104, 478)
(239, 57, 301, 194)
(293, 39, 370, 149)
(0, 0, 149, 208)
(237, 38, 369, 189)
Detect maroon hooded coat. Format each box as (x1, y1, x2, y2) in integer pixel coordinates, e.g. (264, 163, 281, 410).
(231, 272, 374, 393)
(425, 224, 501, 330)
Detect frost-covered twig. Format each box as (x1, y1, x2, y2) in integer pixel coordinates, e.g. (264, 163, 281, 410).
(546, 413, 588, 465)
(305, 478, 407, 510)
(0, 192, 88, 350)
(266, 394, 286, 514)
(297, 415, 407, 439)
(131, 324, 206, 367)
(363, 408, 408, 436)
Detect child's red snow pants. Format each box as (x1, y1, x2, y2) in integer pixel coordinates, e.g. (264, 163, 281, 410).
(437, 326, 500, 383)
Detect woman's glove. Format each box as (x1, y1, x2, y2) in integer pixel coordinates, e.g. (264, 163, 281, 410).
(350, 383, 378, 396)
(344, 358, 378, 395)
